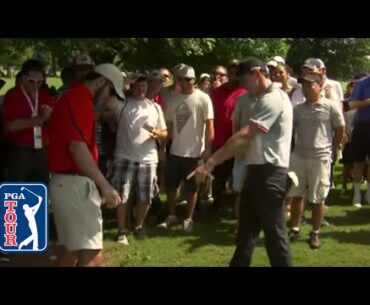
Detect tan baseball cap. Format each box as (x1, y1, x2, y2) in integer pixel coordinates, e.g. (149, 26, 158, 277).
(178, 65, 196, 78)
(94, 63, 125, 100)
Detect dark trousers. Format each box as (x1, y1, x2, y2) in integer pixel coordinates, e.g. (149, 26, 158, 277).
(212, 147, 234, 208)
(229, 164, 292, 267)
(5, 143, 49, 184)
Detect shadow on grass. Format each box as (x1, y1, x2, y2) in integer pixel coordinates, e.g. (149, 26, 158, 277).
(326, 207, 370, 227)
(320, 229, 370, 246)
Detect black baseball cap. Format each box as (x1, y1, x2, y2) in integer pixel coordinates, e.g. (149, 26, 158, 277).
(237, 57, 269, 76)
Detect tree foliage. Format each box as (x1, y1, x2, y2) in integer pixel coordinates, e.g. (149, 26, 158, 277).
(0, 38, 369, 79)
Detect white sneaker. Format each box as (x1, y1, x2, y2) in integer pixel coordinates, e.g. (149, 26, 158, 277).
(353, 192, 362, 208)
(157, 215, 179, 228)
(176, 200, 187, 206)
(183, 218, 194, 233)
(116, 231, 129, 246)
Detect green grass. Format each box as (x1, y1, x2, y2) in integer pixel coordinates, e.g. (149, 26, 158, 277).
(102, 164, 370, 267)
(0, 77, 62, 96)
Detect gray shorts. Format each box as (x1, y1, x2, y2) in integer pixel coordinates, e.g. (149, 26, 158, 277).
(49, 174, 103, 251)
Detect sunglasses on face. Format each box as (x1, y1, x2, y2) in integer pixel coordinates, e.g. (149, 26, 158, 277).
(179, 77, 194, 82)
(26, 78, 44, 86)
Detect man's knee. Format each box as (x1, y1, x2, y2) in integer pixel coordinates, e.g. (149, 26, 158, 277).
(77, 249, 105, 267)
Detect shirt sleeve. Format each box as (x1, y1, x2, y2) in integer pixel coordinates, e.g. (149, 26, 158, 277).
(335, 81, 344, 101)
(2, 91, 21, 123)
(155, 104, 167, 131)
(350, 80, 363, 100)
(250, 92, 283, 133)
(64, 92, 93, 144)
(232, 97, 242, 129)
(330, 101, 346, 129)
(202, 94, 214, 121)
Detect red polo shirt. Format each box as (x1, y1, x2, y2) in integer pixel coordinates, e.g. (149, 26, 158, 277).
(2, 86, 54, 147)
(211, 84, 247, 149)
(47, 83, 98, 174)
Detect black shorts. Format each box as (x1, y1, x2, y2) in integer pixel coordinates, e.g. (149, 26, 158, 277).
(350, 123, 370, 162)
(340, 143, 354, 165)
(165, 155, 200, 193)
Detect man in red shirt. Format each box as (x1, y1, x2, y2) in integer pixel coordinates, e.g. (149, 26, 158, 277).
(210, 61, 247, 210)
(2, 59, 53, 183)
(48, 63, 123, 267)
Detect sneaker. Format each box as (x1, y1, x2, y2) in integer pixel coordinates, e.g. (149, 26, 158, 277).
(353, 192, 362, 207)
(320, 218, 330, 227)
(134, 226, 148, 240)
(309, 232, 321, 249)
(288, 228, 300, 241)
(0, 253, 10, 263)
(201, 196, 214, 204)
(157, 215, 179, 228)
(176, 200, 187, 206)
(183, 218, 194, 233)
(116, 230, 129, 245)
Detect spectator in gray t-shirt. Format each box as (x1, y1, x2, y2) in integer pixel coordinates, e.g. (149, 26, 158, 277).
(288, 72, 345, 249)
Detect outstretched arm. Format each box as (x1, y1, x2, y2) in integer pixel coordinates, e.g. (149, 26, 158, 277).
(187, 123, 258, 182)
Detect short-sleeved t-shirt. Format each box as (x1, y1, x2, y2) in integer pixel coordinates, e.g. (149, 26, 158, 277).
(293, 98, 345, 160)
(244, 86, 293, 168)
(231, 93, 257, 161)
(350, 76, 370, 123)
(48, 83, 98, 173)
(115, 97, 167, 164)
(211, 84, 246, 148)
(165, 89, 214, 158)
(2, 86, 54, 148)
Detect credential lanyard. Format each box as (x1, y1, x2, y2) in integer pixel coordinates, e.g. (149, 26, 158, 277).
(21, 86, 42, 149)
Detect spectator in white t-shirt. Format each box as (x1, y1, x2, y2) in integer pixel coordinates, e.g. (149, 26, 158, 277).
(158, 65, 214, 233)
(108, 76, 167, 245)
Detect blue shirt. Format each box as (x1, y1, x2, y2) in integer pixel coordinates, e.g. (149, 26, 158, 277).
(351, 76, 370, 123)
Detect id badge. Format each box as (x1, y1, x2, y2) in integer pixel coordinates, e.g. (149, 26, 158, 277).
(34, 126, 43, 149)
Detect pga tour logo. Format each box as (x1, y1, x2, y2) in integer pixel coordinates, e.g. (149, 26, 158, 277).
(0, 183, 48, 253)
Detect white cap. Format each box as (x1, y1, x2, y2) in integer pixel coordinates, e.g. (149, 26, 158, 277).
(267, 60, 278, 68)
(94, 63, 125, 100)
(200, 73, 211, 79)
(178, 65, 196, 78)
(273, 56, 285, 64)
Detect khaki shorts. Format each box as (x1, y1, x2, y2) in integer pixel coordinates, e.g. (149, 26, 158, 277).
(288, 153, 331, 203)
(49, 173, 103, 251)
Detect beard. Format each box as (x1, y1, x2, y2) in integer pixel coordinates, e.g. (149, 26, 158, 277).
(93, 83, 107, 106)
